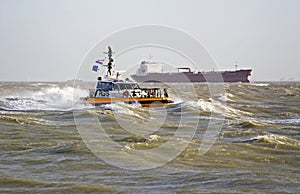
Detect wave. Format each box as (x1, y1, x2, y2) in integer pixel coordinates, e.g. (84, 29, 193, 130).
(100, 98, 252, 121)
(243, 134, 300, 148)
(0, 109, 78, 126)
(251, 83, 270, 87)
(102, 102, 145, 119)
(124, 135, 167, 150)
(215, 93, 234, 102)
(235, 120, 270, 128)
(262, 118, 300, 124)
(184, 99, 252, 118)
(0, 86, 89, 111)
(0, 114, 52, 125)
(1, 177, 115, 192)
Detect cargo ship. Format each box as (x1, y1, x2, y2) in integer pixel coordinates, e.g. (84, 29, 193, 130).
(131, 60, 252, 83)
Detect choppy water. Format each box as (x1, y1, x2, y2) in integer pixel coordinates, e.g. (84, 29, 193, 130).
(0, 82, 299, 193)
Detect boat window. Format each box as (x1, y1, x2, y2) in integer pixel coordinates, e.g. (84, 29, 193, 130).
(163, 89, 169, 97)
(118, 84, 125, 90)
(97, 82, 113, 91)
(112, 83, 140, 90)
(113, 83, 120, 90)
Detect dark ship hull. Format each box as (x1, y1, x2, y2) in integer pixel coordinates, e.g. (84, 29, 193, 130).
(131, 69, 252, 83)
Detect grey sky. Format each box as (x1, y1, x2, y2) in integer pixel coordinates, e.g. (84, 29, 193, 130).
(1, 0, 299, 81)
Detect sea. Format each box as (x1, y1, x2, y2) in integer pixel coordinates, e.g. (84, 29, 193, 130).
(0, 81, 299, 193)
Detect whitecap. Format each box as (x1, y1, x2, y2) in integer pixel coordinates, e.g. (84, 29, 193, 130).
(251, 83, 270, 87)
(1, 86, 90, 111)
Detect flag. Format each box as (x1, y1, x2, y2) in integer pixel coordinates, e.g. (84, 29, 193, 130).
(96, 59, 105, 65)
(92, 65, 98, 72)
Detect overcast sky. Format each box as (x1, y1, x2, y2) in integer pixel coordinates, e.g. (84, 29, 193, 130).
(1, 0, 299, 81)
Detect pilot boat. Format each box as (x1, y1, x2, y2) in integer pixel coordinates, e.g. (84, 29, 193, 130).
(82, 46, 174, 107)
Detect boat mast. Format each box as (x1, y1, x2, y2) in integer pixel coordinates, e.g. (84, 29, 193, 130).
(104, 46, 114, 76)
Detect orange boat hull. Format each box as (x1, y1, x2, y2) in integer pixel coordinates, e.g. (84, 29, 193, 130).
(83, 97, 174, 107)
